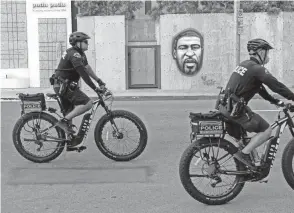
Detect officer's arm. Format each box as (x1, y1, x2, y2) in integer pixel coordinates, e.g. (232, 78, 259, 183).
(69, 53, 97, 90)
(255, 67, 294, 101)
(85, 65, 105, 86)
(258, 84, 279, 104)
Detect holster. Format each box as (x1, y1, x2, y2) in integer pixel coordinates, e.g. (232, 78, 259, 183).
(50, 73, 69, 96)
(217, 90, 246, 118)
(229, 94, 246, 117)
(58, 79, 69, 96)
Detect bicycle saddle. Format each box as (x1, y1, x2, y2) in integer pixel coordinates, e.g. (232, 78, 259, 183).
(189, 111, 222, 119)
(46, 93, 58, 99)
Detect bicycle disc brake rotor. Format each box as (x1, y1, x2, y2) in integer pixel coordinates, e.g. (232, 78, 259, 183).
(112, 129, 124, 139)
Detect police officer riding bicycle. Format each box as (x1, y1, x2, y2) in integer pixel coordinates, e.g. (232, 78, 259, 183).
(218, 38, 294, 166)
(50, 31, 106, 149)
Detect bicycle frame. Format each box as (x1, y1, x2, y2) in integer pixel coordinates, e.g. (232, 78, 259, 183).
(260, 107, 294, 168)
(38, 92, 118, 144)
(213, 105, 294, 178)
(73, 92, 120, 143)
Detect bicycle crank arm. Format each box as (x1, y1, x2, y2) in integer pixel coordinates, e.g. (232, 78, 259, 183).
(67, 146, 87, 152)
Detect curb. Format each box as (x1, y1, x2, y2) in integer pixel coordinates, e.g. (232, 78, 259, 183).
(0, 95, 220, 101)
(0, 93, 291, 102)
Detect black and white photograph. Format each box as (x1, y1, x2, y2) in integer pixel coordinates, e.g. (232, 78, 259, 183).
(1, 0, 294, 212)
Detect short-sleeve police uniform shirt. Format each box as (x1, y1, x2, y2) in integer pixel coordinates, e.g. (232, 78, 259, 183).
(56, 47, 88, 81)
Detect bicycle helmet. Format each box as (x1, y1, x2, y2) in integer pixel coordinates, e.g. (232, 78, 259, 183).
(247, 38, 274, 52)
(69, 31, 90, 46)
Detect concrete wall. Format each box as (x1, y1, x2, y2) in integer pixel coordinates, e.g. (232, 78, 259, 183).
(77, 12, 294, 92)
(239, 12, 283, 81)
(77, 16, 126, 92)
(282, 12, 294, 88)
(161, 12, 294, 91)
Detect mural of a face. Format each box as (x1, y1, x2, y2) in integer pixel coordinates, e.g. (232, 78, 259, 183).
(172, 29, 204, 76)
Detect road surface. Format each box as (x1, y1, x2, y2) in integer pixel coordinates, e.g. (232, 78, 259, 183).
(1, 99, 293, 213)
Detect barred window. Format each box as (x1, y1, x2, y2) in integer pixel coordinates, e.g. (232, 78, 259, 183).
(1, 0, 28, 69)
(38, 18, 67, 88)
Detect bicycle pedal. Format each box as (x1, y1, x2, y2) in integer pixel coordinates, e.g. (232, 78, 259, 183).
(66, 146, 87, 152)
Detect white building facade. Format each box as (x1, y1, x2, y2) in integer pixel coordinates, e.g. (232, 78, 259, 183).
(0, 0, 72, 88)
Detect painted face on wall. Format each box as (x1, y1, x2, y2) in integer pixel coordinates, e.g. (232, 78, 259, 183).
(172, 29, 204, 76)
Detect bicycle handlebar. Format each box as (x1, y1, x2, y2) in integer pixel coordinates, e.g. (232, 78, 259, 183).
(278, 102, 294, 112)
(95, 88, 113, 99)
(95, 88, 106, 94)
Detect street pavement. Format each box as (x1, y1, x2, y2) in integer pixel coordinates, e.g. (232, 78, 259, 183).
(1, 99, 294, 213)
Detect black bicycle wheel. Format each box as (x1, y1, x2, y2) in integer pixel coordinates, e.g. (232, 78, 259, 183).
(179, 137, 246, 205)
(281, 138, 294, 190)
(12, 112, 66, 163)
(94, 110, 148, 161)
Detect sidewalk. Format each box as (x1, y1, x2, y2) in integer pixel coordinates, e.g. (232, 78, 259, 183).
(1, 87, 294, 101)
(0, 87, 221, 101)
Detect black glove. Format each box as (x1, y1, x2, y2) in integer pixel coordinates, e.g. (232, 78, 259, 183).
(94, 87, 104, 94)
(99, 84, 106, 91)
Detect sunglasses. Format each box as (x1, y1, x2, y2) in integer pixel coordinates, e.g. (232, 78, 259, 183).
(82, 40, 88, 44)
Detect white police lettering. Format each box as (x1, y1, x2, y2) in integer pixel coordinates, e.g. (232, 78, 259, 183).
(234, 66, 247, 76)
(200, 125, 222, 131)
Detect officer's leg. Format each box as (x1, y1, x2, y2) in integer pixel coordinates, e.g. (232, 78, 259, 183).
(64, 87, 93, 121)
(233, 112, 272, 166)
(52, 83, 74, 134)
(241, 113, 272, 154)
(63, 88, 93, 147)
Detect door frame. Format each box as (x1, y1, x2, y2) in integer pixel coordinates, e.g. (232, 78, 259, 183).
(126, 45, 161, 89)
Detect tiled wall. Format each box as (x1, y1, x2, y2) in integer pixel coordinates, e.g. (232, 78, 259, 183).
(38, 18, 67, 88)
(1, 0, 28, 69)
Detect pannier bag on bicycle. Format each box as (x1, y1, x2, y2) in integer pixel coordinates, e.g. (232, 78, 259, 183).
(189, 112, 224, 138)
(18, 93, 46, 115)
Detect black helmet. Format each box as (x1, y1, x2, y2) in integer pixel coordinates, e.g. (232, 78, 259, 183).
(247, 38, 274, 52)
(69, 31, 90, 46)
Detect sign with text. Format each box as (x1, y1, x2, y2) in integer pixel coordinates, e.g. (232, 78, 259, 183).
(237, 9, 243, 34)
(32, 2, 67, 12)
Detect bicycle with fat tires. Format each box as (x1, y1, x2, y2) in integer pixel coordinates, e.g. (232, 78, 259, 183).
(12, 90, 148, 163)
(179, 89, 294, 205)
